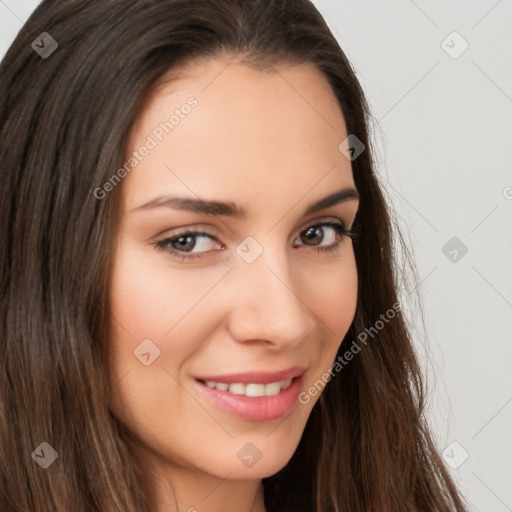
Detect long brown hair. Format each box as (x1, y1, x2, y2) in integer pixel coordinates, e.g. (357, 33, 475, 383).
(0, 0, 470, 510)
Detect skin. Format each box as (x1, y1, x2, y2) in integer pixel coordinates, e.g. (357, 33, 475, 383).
(107, 55, 360, 512)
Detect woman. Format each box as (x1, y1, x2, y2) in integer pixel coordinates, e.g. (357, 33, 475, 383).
(0, 0, 471, 510)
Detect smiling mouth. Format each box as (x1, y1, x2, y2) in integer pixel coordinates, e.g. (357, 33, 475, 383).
(197, 378, 293, 397)
(194, 374, 304, 422)
(193, 365, 306, 421)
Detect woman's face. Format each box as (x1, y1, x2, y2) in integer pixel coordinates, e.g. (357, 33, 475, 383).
(108, 56, 359, 493)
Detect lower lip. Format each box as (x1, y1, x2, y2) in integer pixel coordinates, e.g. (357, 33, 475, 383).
(195, 375, 304, 422)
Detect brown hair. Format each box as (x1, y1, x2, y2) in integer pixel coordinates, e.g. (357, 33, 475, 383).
(0, 0, 470, 510)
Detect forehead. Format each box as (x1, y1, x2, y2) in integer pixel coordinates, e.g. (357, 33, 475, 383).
(122, 57, 354, 213)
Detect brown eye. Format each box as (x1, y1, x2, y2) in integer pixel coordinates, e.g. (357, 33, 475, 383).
(155, 230, 222, 261)
(294, 221, 353, 254)
(300, 225, 327, 246)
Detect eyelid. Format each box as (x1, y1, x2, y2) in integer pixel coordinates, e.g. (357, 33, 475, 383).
(153, 222, 221, 240)
(296, 215, 349, 233)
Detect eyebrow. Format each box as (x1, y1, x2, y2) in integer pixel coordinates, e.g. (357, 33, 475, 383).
(131, 187, 359, 217)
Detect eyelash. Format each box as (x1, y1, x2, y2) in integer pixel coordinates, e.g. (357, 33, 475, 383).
(154, 220, 356, 262)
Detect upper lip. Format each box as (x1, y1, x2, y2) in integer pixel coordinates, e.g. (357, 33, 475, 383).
(195, 365, 306, 384)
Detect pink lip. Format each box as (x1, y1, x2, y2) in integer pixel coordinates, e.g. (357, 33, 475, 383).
(194, 365, 306, 384)
(194, 374, 305, 422)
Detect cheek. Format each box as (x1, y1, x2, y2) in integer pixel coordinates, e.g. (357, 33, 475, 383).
(107, 242, 208, 397)
(293, 253, 357, 413)
(107, 241, 236, 401)
(107, 243, 219, 449)
(307, 249, 358, 336)
(109, 243, 215, 338)
(300, 249, 358, 375)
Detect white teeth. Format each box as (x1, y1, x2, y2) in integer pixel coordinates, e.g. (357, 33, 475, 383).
(203, 378, 293, 396)
(280, 379, 292, 390)
(228, 383, 246, 395)
(264, 382, 281, 396)
(245, 383, 265, 397)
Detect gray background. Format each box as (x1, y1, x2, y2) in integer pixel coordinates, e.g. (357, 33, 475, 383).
(1, 1, 511, 510)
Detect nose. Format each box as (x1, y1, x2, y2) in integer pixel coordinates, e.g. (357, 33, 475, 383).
(225, 244, 317, 349)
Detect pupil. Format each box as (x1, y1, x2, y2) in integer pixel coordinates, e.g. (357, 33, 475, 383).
(174, 235, 195, 251)
(303, 226, 322, 246)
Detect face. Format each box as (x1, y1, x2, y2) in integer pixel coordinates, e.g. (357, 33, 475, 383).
(107, 56, 359, 493)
